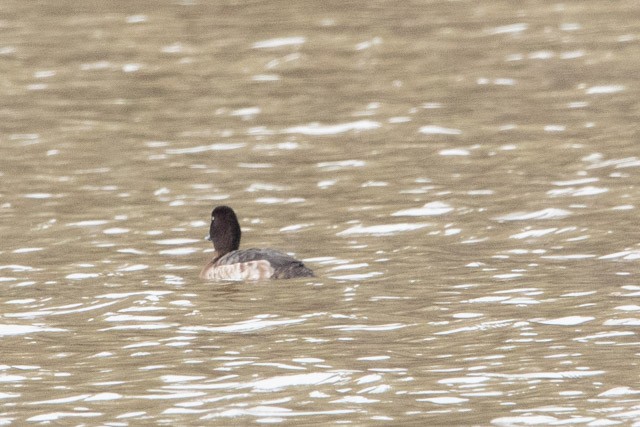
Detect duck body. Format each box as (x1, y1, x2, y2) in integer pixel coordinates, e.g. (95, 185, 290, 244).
(200, 206, 314, 281)
(200, 248, 314, 280)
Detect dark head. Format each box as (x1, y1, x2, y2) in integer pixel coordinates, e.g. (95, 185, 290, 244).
(208, 205, 241, 256)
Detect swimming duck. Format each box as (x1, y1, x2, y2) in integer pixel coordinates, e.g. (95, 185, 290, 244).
(200, 205, 314, 280)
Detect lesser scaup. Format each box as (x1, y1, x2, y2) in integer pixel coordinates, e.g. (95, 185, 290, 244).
(200, 205, 314, 280)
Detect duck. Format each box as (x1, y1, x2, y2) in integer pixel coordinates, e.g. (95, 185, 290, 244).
(200, 205, 315, 280)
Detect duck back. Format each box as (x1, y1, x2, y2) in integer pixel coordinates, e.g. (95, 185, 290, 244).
(217, 248, 314, 279)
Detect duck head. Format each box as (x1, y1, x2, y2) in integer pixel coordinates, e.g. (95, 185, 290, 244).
(207, 205, 241, 256)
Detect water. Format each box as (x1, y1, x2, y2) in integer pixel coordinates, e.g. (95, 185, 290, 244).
(1, 0, 640, 425)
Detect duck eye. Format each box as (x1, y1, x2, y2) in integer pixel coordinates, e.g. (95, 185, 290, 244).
(211, 216, 215, 221)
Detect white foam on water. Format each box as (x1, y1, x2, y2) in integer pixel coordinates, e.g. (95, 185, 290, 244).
(438, 376, 490, 385)
(416, 396, 468, 404)
(206, 406, 354, 419)
(245, 182, 289, 192)
(439, 148, 470, 156)
(337, 223, 429, 236)
(285, 120, 380, 135)
(120, 306, 164, 313)
(66, 220, 109, 227)
(0, 392, 20, 399)
(182, 317, 305, 334)
(436, 319, 514, 335)
(5, 300, 120, 319)
(123, 391, 206, 400)
(11, 247, 43, 253)
(484, 370, 604, 380)
(361, 181, 388, 187)
(330, 272, 384, 280)
(66, 273, 99, 280)
(0, 265, 34, 272)
(486, 23, 528, 35)
(230, 107, 261, 117)
(452, 312, 484, 319)
(392, 201, 453, 217)
(309, 391, 330, 398)
(99, 323, 178, 331)
(163, 408, 207, 415)
(117, 264, 148, 272)
(603, 318, 640, 326)
(279, 224, 311, 232)
(492, 415, 559, 426)
(317, 179, 337, 189)
(529, 50, 554, 60)
(255, 197, 305, 204)
(252, 37, 306, 49)
(501, 297, 539, 305)
(388, 116, 411, 123)
(27, 412, 102, 422)
(161, 375, 207, 383)
(531, 316, 594, 326)
(331, 395, 379, 403)
(330, 262, 369, 272)
(324, 323, 411, 332)
(356, 374, 382, 384)
(0, 374, 28, 383)
(510, 228, 557, 239)
(583, 155, 640, 169)
(359, 384, 390, 394)
(161, 44, 186, 56)
(567, 101, 589, 108)
(23, 193, 55, 199)
(600, 250, 640, 260)
(355, 37, 382, 51)
(303, 256, 347, 265)
(159, 248, 199, 255)
(540, 254, 595, 260)
(125, 15, 149, 24)
(357, 356, 390, 361)
(32, 393, 93, 406)
(598, 387, 640, 397)
(552, 178, 599, 186)
(122, 63, 141, 73)
(97, 291, 173, 299)
(104, 315, 166, 322)
(293, 357, 324, 364)
(418, 125, 462, 135)
(611, 204, 634, 210)
(543, 125, 565, 132)
(317, 160, 365, 169)
(547, 186, 608, 197)
(165, 143, 246, 154)
(154, 238, 200, 245)
(585, 85, 625, 95)
(494, 208, 572, 221)
(252, 74, 281, 81)
(5, 298, 36, 304)
(0, 324, 66, 336)
(615, 305, 640, 312)
(103, 227, 130, 234)
(163, 275, 186, 285)
(250, 372, 346, 391)
(466, 296, 511, 303)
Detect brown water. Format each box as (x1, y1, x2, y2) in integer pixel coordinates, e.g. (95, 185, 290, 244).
(1, 0, 640, 425)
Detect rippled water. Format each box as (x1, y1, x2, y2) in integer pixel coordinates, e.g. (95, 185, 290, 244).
(1, 0, 640, 425)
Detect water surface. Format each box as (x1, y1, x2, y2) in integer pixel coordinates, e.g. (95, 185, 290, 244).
(1, 0, 640, 425)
